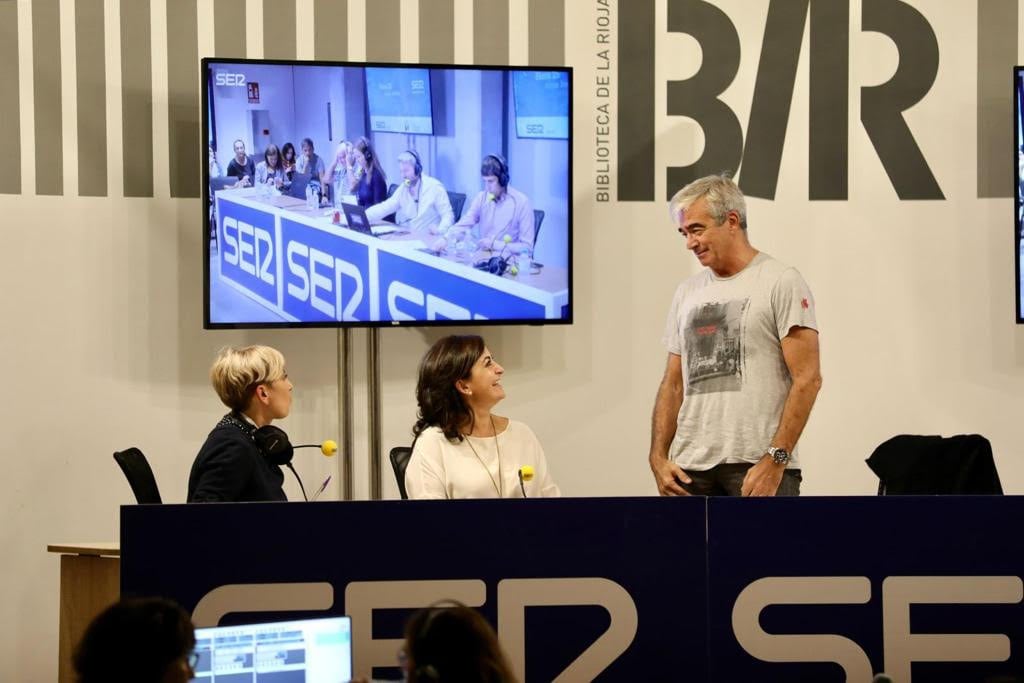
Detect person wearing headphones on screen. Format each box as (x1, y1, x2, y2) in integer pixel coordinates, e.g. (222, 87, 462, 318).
(438, 154, 535, 256)
(365, 150, 455, 234)
(352, 136, 388, 207)
(405, 335, 560, 499)
(188, 345, 293, 503)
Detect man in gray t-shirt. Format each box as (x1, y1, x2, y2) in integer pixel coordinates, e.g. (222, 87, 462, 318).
(649, 174, 822, 497)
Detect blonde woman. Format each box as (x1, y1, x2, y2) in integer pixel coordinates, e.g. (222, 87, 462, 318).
(188, 345, 293, 502)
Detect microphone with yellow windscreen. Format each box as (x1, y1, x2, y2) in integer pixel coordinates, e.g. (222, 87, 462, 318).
(518, 465, 535, 497)
(295, 440, 339, 457)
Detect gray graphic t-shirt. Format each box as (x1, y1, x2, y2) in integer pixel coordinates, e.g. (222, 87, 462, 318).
(662, 252, 817, 470)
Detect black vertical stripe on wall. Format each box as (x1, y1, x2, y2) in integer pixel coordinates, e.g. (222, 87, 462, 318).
(76, 0, 107, 197)
(366, 0, 401, 63)
(473, 0, 509, 65)
(314, 0, 348, 61)
(33, 0, 63, 196)
(121, 0, 153, 197)
(419, 0, 454, 64)
(528, 0, 564, 65)
(264, 0, 296, 60)
(0, 1, 21, 194)
(167, 0, 199, 198)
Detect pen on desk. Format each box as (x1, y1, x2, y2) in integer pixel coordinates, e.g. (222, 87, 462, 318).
(311, 475, 332, 501)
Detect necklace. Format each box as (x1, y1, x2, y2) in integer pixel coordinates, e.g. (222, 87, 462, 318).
(463, 415, 502, 497)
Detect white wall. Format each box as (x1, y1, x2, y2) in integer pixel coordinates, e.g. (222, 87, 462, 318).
(3, 2, 1024, 681)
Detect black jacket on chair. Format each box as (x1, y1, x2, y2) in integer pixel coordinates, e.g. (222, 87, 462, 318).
(866, 434, 1003, 495)
(188, 414, 287, 502)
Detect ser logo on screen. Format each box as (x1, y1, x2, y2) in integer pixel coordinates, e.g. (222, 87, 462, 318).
(387, 281, 488, 321)
(222, 217, 275, 286)
(214, 72, 247, 87)
(286, 241, 364, 321)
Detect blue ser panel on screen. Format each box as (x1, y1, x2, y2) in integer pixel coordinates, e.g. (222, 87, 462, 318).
(218, 198, 279, 307)
(513, 71, 569, 139)
(378, 252, 546, 321)
(366, 67, 433, 135)
(280, 219, 372, 322)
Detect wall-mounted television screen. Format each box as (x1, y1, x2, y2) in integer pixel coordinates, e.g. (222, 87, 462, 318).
(1016, 66, 1024, 322)
(203, 58, 572, 328)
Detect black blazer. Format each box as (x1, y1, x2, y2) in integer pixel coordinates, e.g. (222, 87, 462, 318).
(187, 414, 287, 503)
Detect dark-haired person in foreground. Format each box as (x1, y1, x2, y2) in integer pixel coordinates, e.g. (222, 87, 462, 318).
(73, 597, 196, 683)
(187, 345, 293, 502)
(402, 601, 518, 683)
(649, 173, 821, 497)
(405, 335, 559, 499)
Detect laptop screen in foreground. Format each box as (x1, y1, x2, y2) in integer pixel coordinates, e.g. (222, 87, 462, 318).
(192, 616, 352, 682)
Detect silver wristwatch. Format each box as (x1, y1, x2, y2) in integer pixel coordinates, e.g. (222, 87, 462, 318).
(767, 446, 791, 466)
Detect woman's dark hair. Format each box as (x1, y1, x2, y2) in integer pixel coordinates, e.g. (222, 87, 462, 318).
(413, 335, 485, 441)
(281, 142, 296, 162)
(264, 143, 281, 168)
(355, 136, 387, 186)
(404, 601, 517, 683)
(73, 597, 195, 683)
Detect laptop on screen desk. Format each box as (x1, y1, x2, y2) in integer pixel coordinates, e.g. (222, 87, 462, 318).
(341, 202, 400, 236)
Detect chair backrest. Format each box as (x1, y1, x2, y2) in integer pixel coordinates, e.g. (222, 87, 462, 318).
(389, 447, 413, 500)
(447, 191, 467, 222)
(113, 448, 163, 504)
(533, 209, 545, 249)
(866, 434, 1003, 495)
(387, 183, 399, 198)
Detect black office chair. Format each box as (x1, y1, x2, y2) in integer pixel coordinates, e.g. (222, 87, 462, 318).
(113, 448, 163, 504)
(866, 434, 1003, 495)
(389, 447, 413, 500)
(533, 209, 545, 251)
(387, 183, 399, 198)
(447, 191, 467, 222)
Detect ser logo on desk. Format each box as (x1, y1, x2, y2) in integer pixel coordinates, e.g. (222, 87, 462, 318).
(387, 281, 487, 322)
(286, 240, 364, 321)
(222, 217, 275, 286)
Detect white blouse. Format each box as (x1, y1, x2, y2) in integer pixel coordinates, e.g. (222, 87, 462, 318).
(405, 421, 561, 499)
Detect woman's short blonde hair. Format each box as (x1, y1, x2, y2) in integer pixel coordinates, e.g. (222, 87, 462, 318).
(210, 345, 287, 412)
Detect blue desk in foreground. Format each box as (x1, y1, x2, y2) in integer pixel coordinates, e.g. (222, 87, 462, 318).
(122, 497, 1024, 682)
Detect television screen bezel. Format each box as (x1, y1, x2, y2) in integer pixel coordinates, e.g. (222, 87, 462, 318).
(1015, 66, 1023, 324)
(202, 57, 573, 330)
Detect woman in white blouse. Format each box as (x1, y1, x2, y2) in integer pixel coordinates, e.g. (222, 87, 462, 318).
(405, 335, 560, 499)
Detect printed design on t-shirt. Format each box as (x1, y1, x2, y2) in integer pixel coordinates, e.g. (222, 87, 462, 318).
(684, 298, 748, 394)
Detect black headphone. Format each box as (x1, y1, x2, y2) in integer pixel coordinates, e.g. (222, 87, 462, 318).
(357, 136, 373, 163)
(405, 149, 422, 177)
(484, 154, 509, 187)
(252, 424, 294, 465)
(410, 600, 469, 683)
(222, 413, 294, 465)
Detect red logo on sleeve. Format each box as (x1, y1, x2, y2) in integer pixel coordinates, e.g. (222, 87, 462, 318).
(801, 298, 809, 309)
